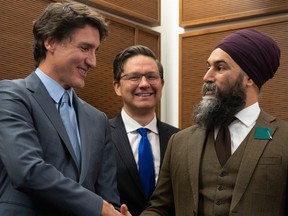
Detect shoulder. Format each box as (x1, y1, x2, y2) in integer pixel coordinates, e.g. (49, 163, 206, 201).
(175, 125, 201, 136)
(259, 110, 288, 127)
(0, 78, 32, 103)
(157, 119, 180, 134)
(168, 125, 204, 145)
(0, 78, 25, 91)
(76, 97, 108, 120)
(258, 111, 288, 139)
(109, 113, 122, 128)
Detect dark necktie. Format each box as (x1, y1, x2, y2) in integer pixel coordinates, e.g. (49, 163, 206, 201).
(137, 128, 155, 198)
(215, 117, 237, 167)
(59, 91, 81, 164)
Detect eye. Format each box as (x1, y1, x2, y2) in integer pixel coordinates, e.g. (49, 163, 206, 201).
(127, 74, 141, 81)
(81, 46, 89, 52)
(217, 64, 225, 71)
(146, 73, 158, 80)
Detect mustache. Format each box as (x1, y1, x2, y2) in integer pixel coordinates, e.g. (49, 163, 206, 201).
(201, 82, 217, 96)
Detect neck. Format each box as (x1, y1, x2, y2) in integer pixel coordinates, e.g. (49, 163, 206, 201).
(244, 85, 259, 108)
(124, 107, 155, 126)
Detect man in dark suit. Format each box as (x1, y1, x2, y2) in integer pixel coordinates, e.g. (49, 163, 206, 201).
(141, 29, 288, 216)
(0, 2, 129, 216)
(110, 45, 180, 216)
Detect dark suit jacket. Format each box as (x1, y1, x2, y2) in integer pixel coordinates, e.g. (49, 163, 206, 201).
(0, 72, 119, 216)
(141, 111, 288, 216)
(109, 113, 180, 216)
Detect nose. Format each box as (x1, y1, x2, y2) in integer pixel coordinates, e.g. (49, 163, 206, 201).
(138, 75, 150, 86)
(203, 67, 215, 83)
(86, 52, 96, 68)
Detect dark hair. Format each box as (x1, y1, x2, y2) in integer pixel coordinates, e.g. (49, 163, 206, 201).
(113, 45, 163, 82)
(32, 1, 108, 67)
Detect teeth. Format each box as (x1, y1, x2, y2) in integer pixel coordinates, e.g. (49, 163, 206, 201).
(137, 93, 151, 96)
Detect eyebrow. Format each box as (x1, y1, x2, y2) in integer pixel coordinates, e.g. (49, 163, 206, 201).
(79, 42, 99, 50)
(207, 59, 228, 66)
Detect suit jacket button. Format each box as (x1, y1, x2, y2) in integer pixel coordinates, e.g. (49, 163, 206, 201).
(219, 171, 227, 177)
(217, 185, 224, 191)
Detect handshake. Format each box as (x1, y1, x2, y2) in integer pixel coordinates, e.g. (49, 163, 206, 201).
(102, 200, 132, 216)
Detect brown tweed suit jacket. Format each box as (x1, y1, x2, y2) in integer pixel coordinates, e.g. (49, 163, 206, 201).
(141, 111, 288, 216)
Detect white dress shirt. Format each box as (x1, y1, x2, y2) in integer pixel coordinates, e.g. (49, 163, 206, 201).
(121, 108, 160, 182)
(215, 102, 261, 154)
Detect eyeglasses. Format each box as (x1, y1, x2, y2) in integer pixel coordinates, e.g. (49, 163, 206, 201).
(120, 72, 161, 85)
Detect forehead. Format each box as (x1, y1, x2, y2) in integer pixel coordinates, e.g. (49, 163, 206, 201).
(208, 48, 238, 66)
(123, 55, 158, 72)
(67, 25, 100, 44)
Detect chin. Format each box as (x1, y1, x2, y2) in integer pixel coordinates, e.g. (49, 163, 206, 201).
(137, 103, 155, 110)
(74, 80, 85, 88)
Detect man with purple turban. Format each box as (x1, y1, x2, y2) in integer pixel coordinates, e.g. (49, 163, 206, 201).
(141, 29, 288, 216)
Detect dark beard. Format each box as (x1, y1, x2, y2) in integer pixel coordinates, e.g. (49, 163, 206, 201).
(193, 76, 246, 131)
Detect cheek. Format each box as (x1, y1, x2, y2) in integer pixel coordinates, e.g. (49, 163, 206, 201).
(115, 84, 135, 97)
(156, 86, 163, 96)
(219, 75, 235, 90)
(66, 51, 83, 64)
(215, 81, 231, 97)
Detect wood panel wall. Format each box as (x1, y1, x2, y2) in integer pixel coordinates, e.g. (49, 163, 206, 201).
(80, 0, 160, 26)
(180, 0, 288, 27)
(0, 0, 160, 119)
(179, 17, 288, 129)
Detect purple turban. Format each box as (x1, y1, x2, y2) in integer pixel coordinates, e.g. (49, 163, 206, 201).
(216, 29, 281, 89)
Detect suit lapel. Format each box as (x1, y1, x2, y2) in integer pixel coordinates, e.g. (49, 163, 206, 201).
(110, 115, 143, 192)
(157, 121, 170, 166)
(231, 111, 277, 210)
(26, 73, 80, 172)
(187, 126, 207, 211)
(73, 95, 89, 181)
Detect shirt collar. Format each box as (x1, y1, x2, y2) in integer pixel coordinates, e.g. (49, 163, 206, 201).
(121, 108, 158, 134)
(235, 102, 260, 127)
(35, 68, 73, 104)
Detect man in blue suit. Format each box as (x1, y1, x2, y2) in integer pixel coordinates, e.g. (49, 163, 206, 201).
(0, 2, 129, 215)
(110, 45, 180, 216)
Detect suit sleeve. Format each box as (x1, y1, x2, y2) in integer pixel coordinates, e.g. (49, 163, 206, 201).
(94, 114, 120, 208)
(141, 134, 176, 216)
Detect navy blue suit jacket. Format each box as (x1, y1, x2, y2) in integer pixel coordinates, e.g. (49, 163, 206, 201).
(109, 113, 180, 215)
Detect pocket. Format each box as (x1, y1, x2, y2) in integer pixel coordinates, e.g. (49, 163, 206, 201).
(251, 156, 283, 195)
(257, 156, 281, 165)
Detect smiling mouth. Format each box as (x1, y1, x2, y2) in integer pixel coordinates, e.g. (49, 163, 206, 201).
(79, 67, 88, 77)
(204, 90, 214, 96)
(135, 93, 153, 97)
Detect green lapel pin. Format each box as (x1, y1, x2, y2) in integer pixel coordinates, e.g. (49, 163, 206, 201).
(254, 127, 272, 140)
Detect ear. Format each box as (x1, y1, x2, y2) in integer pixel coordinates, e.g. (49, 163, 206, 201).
(243, 73, 254, 87)
(44, 38, 56, 52)
(113, 81, 122, 96)
(161, 79, 165, 87)
(246, 77, 255, 87)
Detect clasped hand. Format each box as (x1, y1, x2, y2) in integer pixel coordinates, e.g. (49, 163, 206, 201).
(102, 200, 132, 216)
